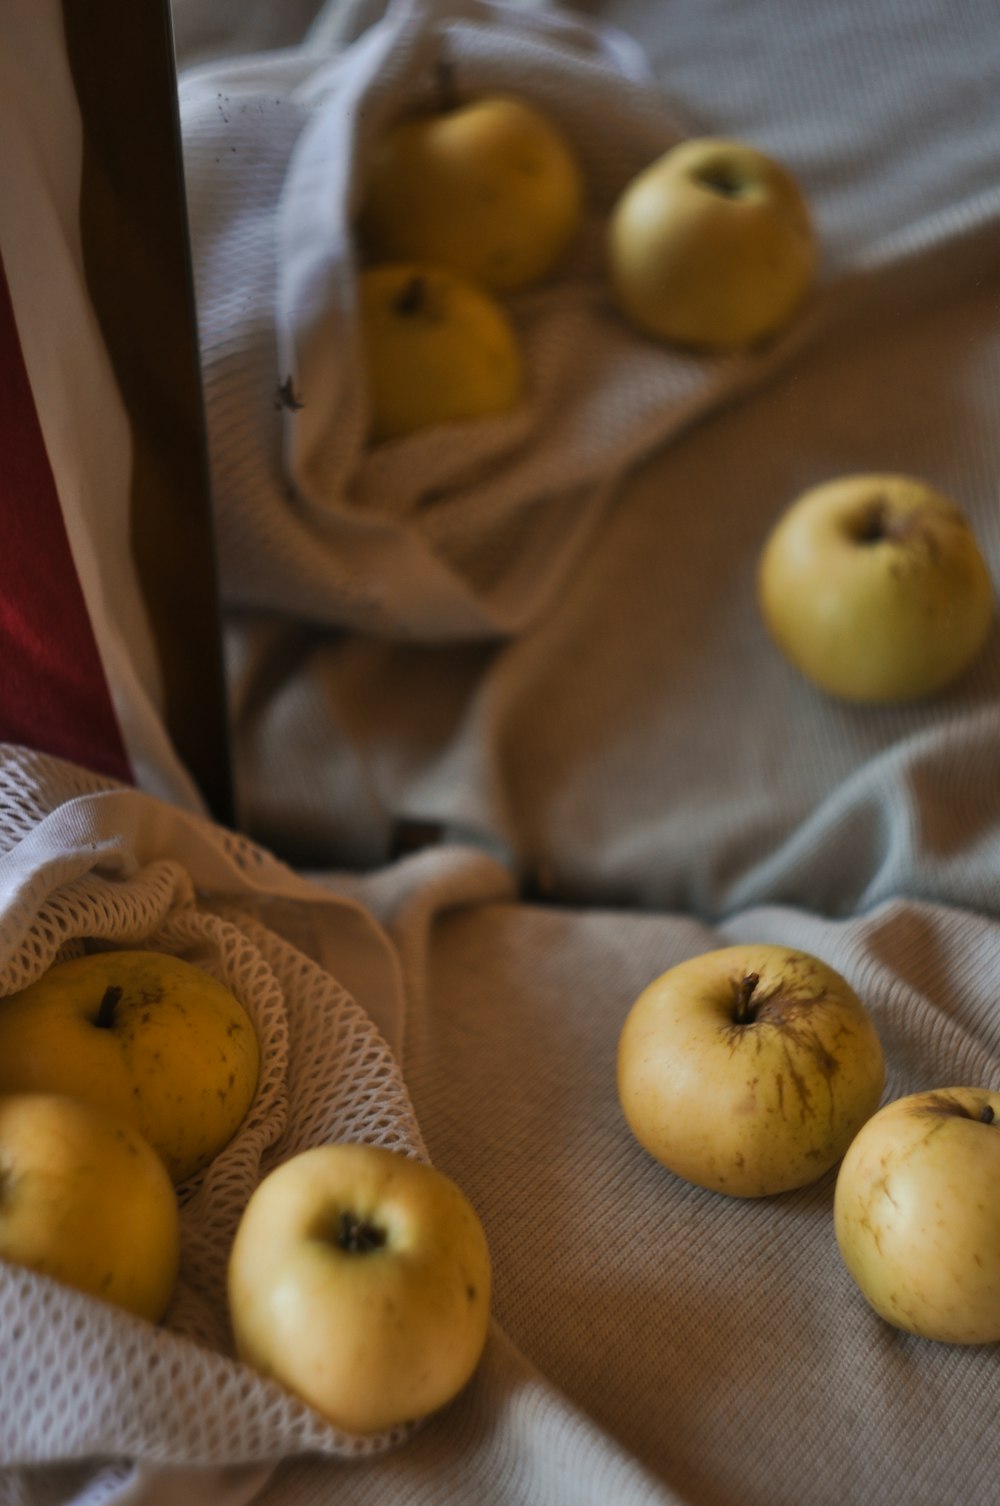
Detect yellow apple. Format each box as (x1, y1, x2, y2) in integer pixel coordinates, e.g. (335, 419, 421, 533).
(617, 943, 884, 1197)
(607, 136, 818, 349)
(835, 1088, 1000, 1344)
(228, 1142, 492, 1434)
(758, 473, 995, 702)
(360, 262, 522, 442)
(0, 1092, 180, 1321)
(358, 93, 584, 292)
(0, 950, 260, 1184)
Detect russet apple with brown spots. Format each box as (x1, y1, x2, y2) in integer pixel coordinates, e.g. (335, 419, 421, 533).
(617, 943, 885, 1197)
(0, 950, 259, 1184)
(835, 1087, 1000, 1344)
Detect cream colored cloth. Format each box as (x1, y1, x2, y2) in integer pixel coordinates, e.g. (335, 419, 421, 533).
(9, 761, 1000, 1506)
(8, 0, 1000, 1502)
(179, 0, 834, 641)
(176, 0, 1000, 901)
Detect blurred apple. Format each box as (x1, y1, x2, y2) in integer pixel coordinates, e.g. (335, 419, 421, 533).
(0, 950, 260, 1184)
(835, 1088, 1000, 1344)
(607, 136, 817, 349)
(758, 473, 994, 702)
(228, 1142, 492, 1434)
(360, 262, 522, 442)
(0, 1092, 180, 1321)
(617, 943, 884, 1197)
(359, 93, 583, 291)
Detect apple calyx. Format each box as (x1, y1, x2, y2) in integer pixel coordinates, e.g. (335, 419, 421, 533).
(336, 1209, 387, 1255)
(93, 985, 123, 1030)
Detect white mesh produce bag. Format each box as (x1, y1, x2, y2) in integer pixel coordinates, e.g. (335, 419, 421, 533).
(0, 742, 428, 1489)
(180, 0, 822, 641)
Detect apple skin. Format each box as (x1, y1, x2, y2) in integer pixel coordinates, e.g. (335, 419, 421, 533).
(360, 262, 522, 442)
(227, 1142, 492, 1435)
(617, 944, 885, 1197)
(834, 1088, 1000, 1344)
(358, 93, 583, 292)
(0, 1092, 180, 1322)
(0, 950, 260, 1184)
(607, 136, 817, 350)
(758, 473, 995, 703)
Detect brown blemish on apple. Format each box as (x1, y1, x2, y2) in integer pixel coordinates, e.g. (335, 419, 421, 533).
(914, 1092, 997, 1124)
(726, 971, 842, 1122)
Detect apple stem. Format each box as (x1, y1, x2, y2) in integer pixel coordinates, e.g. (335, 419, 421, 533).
(855, 499, 890, 543)
(94, 985, 122, 1030)
(336, 1210, 387, 1255)
(394, 275, 427, 318)
(981, 1104, 996, 1125)
(433, 56, 459, 112)
(733, 973, 761, 1025)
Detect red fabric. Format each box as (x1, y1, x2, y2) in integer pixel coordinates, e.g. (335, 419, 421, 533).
(0, 253, 133, 783)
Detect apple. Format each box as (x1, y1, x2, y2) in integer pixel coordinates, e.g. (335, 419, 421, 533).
(834, 1088, 1000, 1344)
(0, 950, 260, 1184)
(757, 473, 995, 702)
(227, 1142, 492, 1434)
(359, 262, 522, 442)
(616, 943, 885, 1197)
(358, 93, 584, 292)
(607, 136, 818, 349)
(0, 1092, 180, 1321)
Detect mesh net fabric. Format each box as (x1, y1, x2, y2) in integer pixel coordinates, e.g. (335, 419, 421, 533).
(0, 743, 425, 1472)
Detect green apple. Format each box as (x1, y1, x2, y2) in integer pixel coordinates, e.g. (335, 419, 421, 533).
(617, 943, 884, 1197)
(227, 1142, 492, 1434)
(360, 262, 522, 442)
(0, 1092, 180, 1321)
(607, 136, 818, 349)
(0, 950, 260, 1184)
(758, 473, 995, 702)
(835, 1088, 1000, 1344)
(358, 93, 584, 292)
